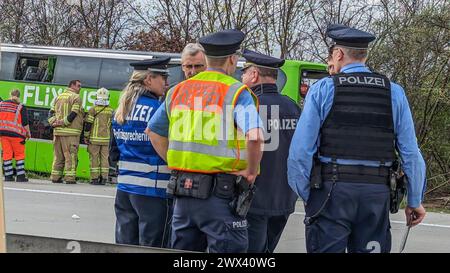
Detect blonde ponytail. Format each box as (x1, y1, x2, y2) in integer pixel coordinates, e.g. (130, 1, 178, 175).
(114, 71, 149, 124)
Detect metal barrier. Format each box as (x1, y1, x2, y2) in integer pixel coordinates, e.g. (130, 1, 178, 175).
(6, 233, 187, 253)
(1, 144, 6, 253)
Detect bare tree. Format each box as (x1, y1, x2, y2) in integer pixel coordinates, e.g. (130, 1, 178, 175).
(23, 0, 78, 46)
(0, 0, 29, 43)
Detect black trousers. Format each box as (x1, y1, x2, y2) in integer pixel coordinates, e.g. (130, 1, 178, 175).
(247, 213, 290, 253)
(115, 190, 173, 248)
(305, 181, 391, 253)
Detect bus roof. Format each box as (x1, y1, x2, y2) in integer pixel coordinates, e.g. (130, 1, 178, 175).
(0, 43, 183, 63)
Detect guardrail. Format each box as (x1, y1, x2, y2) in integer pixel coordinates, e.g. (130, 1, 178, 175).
(6, 233, 187, 253)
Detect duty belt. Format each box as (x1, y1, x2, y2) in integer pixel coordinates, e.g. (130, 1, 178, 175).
(321, 163, 390, 185)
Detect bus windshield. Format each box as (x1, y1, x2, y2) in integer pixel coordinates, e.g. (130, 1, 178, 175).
(300, 70, 329, 98)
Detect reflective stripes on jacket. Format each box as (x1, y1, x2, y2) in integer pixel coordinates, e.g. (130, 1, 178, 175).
(113, 93, 169, 198)
(50, 88, 84, 136)
(85, 105, 113, 144)
(0, 101, 27, 137)
(166, 70, 257, 173)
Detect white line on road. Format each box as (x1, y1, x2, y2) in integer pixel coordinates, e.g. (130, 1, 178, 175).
(293, 211, 450, 229)
(4, 187, 115, 199)
(5, 188, 450, 229)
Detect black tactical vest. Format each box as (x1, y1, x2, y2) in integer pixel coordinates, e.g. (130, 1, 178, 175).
(319, 72, 396, 163)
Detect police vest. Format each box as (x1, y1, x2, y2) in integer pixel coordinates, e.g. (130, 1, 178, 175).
(0, 101, 27, 138)
(165, 71, 257, 173)
(113, 93, 170, 198)
(320, 72, 396, 163)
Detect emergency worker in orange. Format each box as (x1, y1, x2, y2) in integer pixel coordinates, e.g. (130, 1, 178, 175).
(0, 89, 31, 182)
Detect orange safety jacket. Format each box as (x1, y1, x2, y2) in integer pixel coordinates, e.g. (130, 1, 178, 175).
(0, 101, 27, 138)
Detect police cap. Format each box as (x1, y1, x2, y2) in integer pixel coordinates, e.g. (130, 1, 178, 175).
(326, 24, 376, 49)
(241, 49, 285, 71)
(130, 57, 171, 75)
(199, 29, 245, 57)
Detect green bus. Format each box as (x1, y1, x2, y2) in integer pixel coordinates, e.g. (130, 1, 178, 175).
(0, 43, 327, 179)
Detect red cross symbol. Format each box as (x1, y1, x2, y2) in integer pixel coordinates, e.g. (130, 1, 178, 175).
(184, 178, 193, 189)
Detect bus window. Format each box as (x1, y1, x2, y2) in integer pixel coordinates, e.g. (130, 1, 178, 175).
(27, 107, 53, 140)
(99, 58, 133, 91)
(233, 69, 243, 81)
(168, 65, 184, 87)
(0, 52, 17, 80)
(14, 55, 52, 82)
(300, 70, 329, 97)
(44, 56, 57, 82)
(53, 56, 101, 88)
(276, 68, 287, 91)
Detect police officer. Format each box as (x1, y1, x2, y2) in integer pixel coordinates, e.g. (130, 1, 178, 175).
(287, 24, 427, 253)
(111, 58, 172, 247)
(48, 80, 84, 184)
(84, 88, 113, 185)
(148, 29, 265, 253)
(240, 49, 300, 253)
(0, 89, 31, 182)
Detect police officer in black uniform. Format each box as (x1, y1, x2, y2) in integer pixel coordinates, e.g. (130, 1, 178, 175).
(241, 49, 300, 253)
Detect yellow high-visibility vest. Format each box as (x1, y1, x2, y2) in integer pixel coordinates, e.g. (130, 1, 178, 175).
(166, 70, 258, 173)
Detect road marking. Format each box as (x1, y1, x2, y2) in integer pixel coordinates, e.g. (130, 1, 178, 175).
(293, 211, 450, 229)
(4, 187, 115, 199)
(5, 188, 450, 229)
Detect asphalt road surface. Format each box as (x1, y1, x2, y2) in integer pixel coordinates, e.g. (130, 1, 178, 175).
(3, 179, 450, 253)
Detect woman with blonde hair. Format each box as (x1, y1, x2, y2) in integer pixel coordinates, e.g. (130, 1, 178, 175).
(110, 57, 173, 248)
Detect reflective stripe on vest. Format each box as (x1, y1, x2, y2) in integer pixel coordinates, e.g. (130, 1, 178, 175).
(117, 160, 169, 189)
(118, 161, 171, 175)
(117, 175, 169, 189)
(166, 71, 257, 173)
(0, 102, 26, 137)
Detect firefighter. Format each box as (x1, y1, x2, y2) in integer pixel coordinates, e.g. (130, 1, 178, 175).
(48, 80, 84, 184)
(0, 89, 31, 182)
(84, 88, 113, 185)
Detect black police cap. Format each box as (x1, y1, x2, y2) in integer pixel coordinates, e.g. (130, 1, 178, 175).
(199, 29, 245, 57)
(326, 24, 376, 49)
(241, 49, 285, 70)
(130, 57, 171, 75)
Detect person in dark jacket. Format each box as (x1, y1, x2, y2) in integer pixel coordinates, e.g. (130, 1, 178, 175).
(241, 49, 301, 253)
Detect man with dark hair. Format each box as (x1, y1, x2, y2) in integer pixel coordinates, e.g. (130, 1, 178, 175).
(0, 89, 31, 182)
(241, 49, 300, 253)
(48, 80, 84, 184)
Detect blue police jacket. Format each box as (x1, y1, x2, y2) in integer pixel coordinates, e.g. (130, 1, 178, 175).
(111, 91, 170, 198)
(250, 83, 300, 216)
(287, 63, 426, 208)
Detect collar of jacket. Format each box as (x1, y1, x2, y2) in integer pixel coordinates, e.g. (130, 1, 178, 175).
(66, 87, 78, 94)
(142, 89, 159, 100)
(4, 99, 19, 105)
(251, 83, 279, 96)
